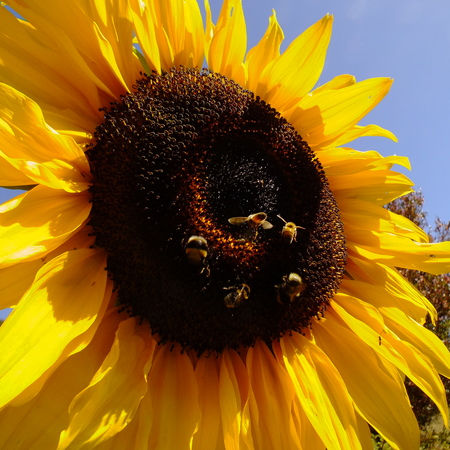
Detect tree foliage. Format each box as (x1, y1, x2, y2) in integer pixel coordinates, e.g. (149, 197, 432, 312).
(387, 191, 450, 445)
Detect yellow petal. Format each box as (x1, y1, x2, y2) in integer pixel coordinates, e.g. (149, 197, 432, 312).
(129, 0, 161, 73)
(86, 21, 135, 98)
(263, 15, 333, 111)
(240, 400, 255, 450)
(313, 313, 420, 449)
(162, 0, 205, 69)
(148, 345, 200, 450)
(0, 258, 42, 309)
(5, 0, 140, 107)
(93, 412, 142, 450)
(0, 159, 33, 188)
(246, 341, 300, 450)
(0, 5, 102, 132)
(94, 354, 158, 450)
(288, 77, 393, 146)
(318, 147, 411, 173)
(131, 0, 205, 72)
(340, 198, 429, 243)
(312, 74, 356, 94)
(332, 294, 449, 426)
(290, 396, 325, 450)
(0, 248, 108, 408)
(0, 82, 90, 192)
(380, 307, 450, 378)
(204, 0, 214, 55)
(15, 267, 112, 408)
(192, 356, 221, 450)
(330, 169, 413, 205)
(279, 333, 361, 450)
(347, 231, 450, 274)
(0, 186, 90, 268)
(219, 349, 252, 450)
(341, 276, 430, 328)
(345, 256, 436, 322)
(0, 224, 94, 309)
(59, 318, 156, 449)
(320, 124, 398, 149)
(0, 153, 91, 193)
(87, 0, 142, 91)
(354, 413, 373, 450)
(117, 381, 154, 450)
(207, 0, 247, 86)
(245, 10, 284, 94)
(0, 309, 120, 450)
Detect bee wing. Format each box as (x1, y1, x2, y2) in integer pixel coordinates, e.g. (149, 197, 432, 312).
(251, 212, 267, 221)
(261, 221, 273, 229)
(228, 217, 249, 225)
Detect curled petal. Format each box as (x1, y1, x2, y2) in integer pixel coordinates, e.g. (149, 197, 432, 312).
(0, 248, 108, 408)
(207, 0, 247, 86)
(279, 333, 361, 450)
(0, 186, 90, 268)
(59, 318, 156, 449)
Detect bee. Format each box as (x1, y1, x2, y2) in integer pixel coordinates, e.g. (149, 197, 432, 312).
(277, 215, 305, 244)
(276, 273, 306, 304)
(185, 235, 208, 266)
(228, 212, 273, 235)
(223, 283, 250, 308)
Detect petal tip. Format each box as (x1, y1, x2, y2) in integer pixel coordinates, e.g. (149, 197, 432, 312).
(324, 13, 334, 24)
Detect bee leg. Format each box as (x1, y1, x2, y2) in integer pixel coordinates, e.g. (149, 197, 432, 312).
(200, 264, 210, 277)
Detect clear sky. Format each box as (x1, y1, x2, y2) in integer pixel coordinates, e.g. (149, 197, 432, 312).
(0, 1, 449, 322)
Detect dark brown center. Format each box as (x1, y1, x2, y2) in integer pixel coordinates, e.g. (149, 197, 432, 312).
(87, 67, 346, 354)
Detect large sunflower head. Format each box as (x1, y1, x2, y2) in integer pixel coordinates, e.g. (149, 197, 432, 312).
(0, 1, 448, 449)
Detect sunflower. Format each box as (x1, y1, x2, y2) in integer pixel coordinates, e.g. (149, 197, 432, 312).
(0, 1, 448, 449)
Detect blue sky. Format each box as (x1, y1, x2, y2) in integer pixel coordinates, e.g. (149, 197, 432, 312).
(0, 1, 449, 320)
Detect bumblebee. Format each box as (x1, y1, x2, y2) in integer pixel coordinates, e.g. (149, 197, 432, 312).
(185, 235, 208, 266)
(223, 283, 250, 308)
(228, 212, 273, 237)
(276, 273, 306, 304)
(277, 215, 305, 244)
